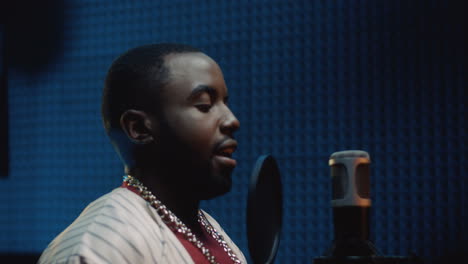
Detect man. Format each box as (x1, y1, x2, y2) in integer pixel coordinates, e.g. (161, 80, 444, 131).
(38, 43, 246, 264)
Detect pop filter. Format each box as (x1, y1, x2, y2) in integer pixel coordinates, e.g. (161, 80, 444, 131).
(247, 154, 283, 264)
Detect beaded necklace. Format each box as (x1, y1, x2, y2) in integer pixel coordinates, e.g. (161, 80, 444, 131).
(123, 175, 242, 264)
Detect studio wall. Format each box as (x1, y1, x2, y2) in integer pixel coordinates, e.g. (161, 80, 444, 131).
(0, 1, 465, 263)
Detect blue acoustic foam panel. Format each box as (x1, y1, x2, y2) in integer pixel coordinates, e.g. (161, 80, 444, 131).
(0, 1, 465, 263)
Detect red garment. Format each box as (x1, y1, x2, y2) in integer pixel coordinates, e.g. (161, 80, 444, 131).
(121, 183, 233, 263)
(174, 225, 233, 264)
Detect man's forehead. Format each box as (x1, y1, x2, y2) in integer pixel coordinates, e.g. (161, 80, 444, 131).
(164, 52, 224, 86)
(159, 52, 226, 99)
(164, 52, 214, 73)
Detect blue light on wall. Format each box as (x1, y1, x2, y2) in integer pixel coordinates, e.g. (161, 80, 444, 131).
(0, 1, 465, 263)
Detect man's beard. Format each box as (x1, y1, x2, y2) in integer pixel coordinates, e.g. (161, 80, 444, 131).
(153, 124, 232, 200)
(154, 143, 232, 200)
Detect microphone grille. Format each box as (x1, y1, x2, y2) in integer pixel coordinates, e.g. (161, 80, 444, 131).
(330, 150, 370, 160)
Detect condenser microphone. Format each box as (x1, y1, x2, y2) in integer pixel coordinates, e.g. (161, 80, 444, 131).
(327, 150, 377, 256)
(315, 150, 423, 263)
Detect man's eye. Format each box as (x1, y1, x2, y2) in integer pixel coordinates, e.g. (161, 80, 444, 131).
(195, 104, 212, 113)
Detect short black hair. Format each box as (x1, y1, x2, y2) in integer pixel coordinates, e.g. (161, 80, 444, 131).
(101, 43, 201, 131)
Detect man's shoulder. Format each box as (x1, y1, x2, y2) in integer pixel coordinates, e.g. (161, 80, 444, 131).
(83, 187, 147, 217)
(38, 188, 166, 264)
(64, 187, 150, 226)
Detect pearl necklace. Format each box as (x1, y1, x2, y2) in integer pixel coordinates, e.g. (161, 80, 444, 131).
(123, 175, 242, 264)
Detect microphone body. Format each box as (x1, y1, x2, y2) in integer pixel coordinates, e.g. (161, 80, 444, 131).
(327, 150, 377, 256)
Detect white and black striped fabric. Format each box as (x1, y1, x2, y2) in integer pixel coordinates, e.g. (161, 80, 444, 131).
(38, 188, 247, 264)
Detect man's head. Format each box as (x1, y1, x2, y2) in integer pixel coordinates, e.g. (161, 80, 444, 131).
(102, 43, 240, 199)
(102, 43, 201, 133)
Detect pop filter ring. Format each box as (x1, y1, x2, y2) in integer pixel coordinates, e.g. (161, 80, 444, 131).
(247, 154, 283, 264)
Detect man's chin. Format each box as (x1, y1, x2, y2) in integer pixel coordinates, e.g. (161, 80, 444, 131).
(198, 186, 231, 200)
(168, 161, 234, 200)
(197, 174, 232, 200)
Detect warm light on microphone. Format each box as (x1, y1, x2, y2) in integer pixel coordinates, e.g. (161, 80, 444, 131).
(329, 150, 371, 208)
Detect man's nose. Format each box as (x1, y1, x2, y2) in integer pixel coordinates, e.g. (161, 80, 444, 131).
(220, 106, 240, 135)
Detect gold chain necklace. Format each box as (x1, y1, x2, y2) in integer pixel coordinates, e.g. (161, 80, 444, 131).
(123, 175, 242, 264)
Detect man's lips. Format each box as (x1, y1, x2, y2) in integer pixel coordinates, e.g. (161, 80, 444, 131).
(215, 139, 237, 156)
(213, 139, 238, 167)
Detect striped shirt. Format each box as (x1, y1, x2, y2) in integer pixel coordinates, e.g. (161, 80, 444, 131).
(38, 188, 247, 264)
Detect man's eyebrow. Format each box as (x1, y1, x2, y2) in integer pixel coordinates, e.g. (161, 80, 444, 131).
(186, 85, 218, 101)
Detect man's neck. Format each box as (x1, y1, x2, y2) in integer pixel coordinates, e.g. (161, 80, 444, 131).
(127, 166, 204, 235)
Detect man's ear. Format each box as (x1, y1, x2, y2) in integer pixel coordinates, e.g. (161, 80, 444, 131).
(120, 109, 155, 144)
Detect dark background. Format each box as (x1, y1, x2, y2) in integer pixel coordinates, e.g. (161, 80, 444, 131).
(0, 1, 466, 263)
